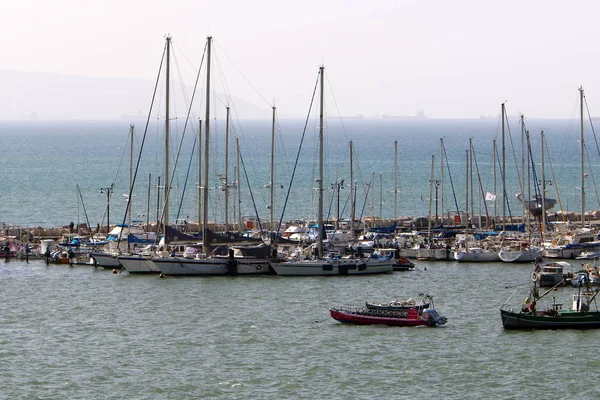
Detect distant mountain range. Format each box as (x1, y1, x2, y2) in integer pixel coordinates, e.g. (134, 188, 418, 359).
(0, 70, 270, 120)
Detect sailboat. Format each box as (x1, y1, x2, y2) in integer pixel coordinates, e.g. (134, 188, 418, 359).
(268, 66, 393, 276)
(150, 36, 271, 276)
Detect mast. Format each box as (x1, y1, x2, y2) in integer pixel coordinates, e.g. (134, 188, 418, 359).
(580, 86, 585, 229)
(202, 36, 212, 254)
(236, 137, 242, 231)
(317, 65, 325, 259)
(270, 105, 276, 232)
(520, 114, 526, 227)
(541, 130, 546, 235)
(164, 36, 171, 244)
(394, 140, 398, 222)
(465, 149, 469, 228)
(501, 102, 506, 230)
(493, 139, 497, 228)
(428, 155, 434, 237)
(128, 123, 134, 251)
(440, 138, 444, 225)
(350, 140, 355, 234)
(197, 119, 202, 232)
(224, 106, 230, 231)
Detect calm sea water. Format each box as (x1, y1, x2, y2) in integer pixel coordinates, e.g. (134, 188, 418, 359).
(0, 117, 596, 229)
(1, 258, 599, 399)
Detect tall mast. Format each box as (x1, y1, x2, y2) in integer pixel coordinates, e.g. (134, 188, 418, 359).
(128, 123, 134, 251)
(350, 140, 355, 234)
(317, 66, 325, 259)
(520, 114, 526, 226)
(236, 137, 242, 231)
(501, 102, 506, 230)
(492, 139, 497, 227)
(164, 36, 171, 244)
(541, 130, 546, 235)
(440, 138, 444, 225)
(224, 106, 230, 231)
(197, 119, 202, 232)
(580, 86, 585, 229)
(428, 155, 434, 237)
(202, 36, 212, 254)
(394, 140, 398, 222)
(270, 105, 276, 232)
(465, 149, 469, 227)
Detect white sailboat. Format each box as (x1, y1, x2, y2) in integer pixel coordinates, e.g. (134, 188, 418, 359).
(151, 36, 270, 276)
(268, 66, 393, 276)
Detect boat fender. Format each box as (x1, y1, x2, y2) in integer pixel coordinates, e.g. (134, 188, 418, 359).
(531, 272, 538, 282)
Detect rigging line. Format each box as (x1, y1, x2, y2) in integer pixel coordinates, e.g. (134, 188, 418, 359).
(176, 135, 198, 221)
(504, 108, 524, 195)
(442, 140, 461, 217)
(470, 140, 491, 226)
(115, 41, 167, 249)
(213, 39, 273, 108)
(239, 148, 263, 233)
(160, 42, 207, 229)
(358, 179, 372, 222)
(277, 72, 320, 234)
(544, 137, 566, 223)
(584, 94, 600, 159)
(584, 143, 600, 209)
(494, 141, 514, 222)
(98, 124, 131, 229)
(76, 185, 92, 236)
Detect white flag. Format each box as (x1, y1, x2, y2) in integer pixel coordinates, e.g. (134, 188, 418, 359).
(485, 192, 496, 201)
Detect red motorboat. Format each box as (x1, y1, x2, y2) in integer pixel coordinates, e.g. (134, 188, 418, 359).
(329, 305, 447, 327)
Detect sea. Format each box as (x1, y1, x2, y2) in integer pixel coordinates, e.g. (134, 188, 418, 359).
(0, 117, 595, 229)
(1, 118, 600, 399)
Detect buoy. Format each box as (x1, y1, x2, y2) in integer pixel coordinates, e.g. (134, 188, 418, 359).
(112, 269, 118, 274)
(159, 273, 165, 278)
(424, 267, 427, 271)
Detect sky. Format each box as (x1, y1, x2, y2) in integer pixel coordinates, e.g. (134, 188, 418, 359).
(4, 0, 600, 119)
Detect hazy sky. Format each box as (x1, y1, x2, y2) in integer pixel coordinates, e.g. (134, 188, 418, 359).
(5, 0, 600, 118)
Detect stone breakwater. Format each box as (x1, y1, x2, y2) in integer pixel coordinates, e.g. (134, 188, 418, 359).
(2, 210, 599, 243)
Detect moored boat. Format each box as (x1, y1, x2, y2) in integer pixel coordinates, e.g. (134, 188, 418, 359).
(501, 259, 600, 330)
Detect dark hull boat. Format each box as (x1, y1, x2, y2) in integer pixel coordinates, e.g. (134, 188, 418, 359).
(329, 305, 447, 327)
(500, 308, 600, 330)
(501, 277, 600, 330)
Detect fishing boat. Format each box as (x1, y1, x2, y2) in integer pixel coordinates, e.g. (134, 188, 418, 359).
(501, 261, 600, 329)
(329, 305, 447, 327)
(500, 291, 600, 330)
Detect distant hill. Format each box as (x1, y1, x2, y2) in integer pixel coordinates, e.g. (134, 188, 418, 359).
(0, 70, 270, 120)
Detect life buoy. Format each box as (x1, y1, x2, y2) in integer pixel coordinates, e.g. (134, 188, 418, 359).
(531, 272, 538, 281)
(256, 265, 262, 271)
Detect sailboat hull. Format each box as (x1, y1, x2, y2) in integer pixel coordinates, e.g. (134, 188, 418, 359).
(118, 255, 159, 274)
(152, 257, 270, 276)
(269, 258, 393, 276)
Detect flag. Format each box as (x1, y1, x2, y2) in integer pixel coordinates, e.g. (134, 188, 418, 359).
(485, 192, 496, 201)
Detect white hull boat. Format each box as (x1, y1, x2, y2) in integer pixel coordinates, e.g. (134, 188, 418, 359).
(269, 257, 393, 276)
(454, 247, 500, 262)
(499, 246, 543, 263)
(152, 256, 270, 276)
(90, 252, 121, 269)
(117, 255, 159, 274)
